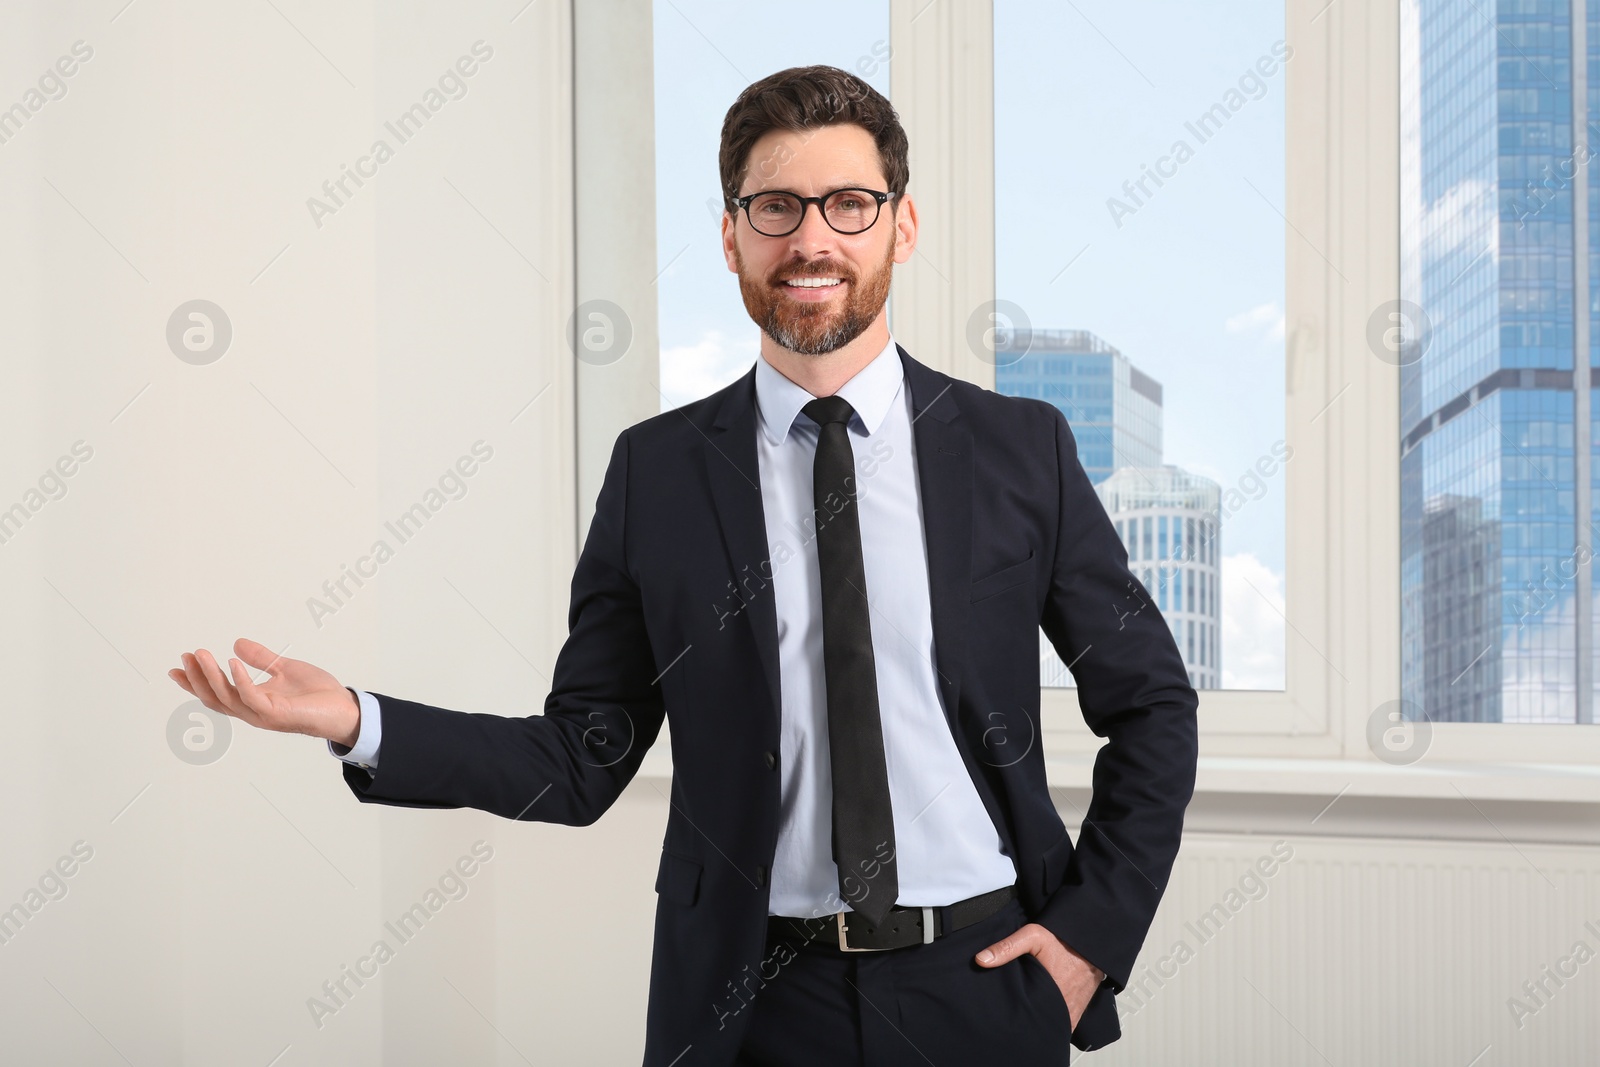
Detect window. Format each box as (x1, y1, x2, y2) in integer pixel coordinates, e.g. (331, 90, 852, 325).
(586, 0, 1600, 784)
(997, 0, 1287, 691)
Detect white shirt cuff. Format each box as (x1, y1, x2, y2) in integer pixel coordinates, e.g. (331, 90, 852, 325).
(327, 688, 381, 771)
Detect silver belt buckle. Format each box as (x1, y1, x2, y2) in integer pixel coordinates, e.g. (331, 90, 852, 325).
(835, 911, 873, 951)
(835, 907, 937, 951)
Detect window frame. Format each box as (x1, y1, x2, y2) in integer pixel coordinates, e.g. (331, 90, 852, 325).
(584, 0, 1600, 799)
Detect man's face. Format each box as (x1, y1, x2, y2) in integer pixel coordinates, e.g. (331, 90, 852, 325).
(722, 123, 914, 356)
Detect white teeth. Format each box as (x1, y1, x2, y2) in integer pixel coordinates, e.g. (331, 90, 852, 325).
(784, 278, 842, 288)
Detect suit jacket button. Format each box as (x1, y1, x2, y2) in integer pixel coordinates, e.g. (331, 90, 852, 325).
(756, 865, 768, 887)
(764, 750, 777, 770)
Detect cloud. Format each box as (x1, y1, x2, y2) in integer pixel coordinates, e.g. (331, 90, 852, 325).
(1225, 301, 1285, 342)
(659, 329, 761, 411)
(1221, 552, 1285, 689)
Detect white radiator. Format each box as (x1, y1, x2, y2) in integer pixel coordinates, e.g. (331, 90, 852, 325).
(1077, 832, 1600, 1066)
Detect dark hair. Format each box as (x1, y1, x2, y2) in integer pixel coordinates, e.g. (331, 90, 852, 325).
(718, 65, 909, 211)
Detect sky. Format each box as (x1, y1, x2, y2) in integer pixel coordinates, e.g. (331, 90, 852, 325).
(651, 0, 1287, 688)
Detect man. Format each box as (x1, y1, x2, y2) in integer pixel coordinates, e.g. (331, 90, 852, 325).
(170, 65, 1197, 1066)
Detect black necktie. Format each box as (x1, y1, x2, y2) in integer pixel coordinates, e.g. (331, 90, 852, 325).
(802, 395, 898, 927)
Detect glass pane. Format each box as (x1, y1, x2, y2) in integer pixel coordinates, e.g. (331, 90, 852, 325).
(653, 1, 892, 409)
(1400, 0, 1598, 723)
(996, 0, 1289, 691)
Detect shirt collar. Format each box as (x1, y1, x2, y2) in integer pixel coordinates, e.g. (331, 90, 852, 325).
(754, 334, 902, 447)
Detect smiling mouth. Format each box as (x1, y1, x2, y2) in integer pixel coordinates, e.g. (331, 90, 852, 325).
(780, 277, 845, 290)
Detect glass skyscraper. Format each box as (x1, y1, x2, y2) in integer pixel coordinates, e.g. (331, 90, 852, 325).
(1095, 467, 1224, 689)
(993, 329, 1162, 484)
(1400, 0, 1597, 723)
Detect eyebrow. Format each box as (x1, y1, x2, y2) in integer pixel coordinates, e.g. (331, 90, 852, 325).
(744, 184, 878, 199)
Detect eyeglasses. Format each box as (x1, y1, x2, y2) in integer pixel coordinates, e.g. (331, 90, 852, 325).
(730, 188, 897, 237)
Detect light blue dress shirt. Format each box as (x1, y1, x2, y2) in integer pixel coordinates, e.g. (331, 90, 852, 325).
(333, 334, 1017, 916)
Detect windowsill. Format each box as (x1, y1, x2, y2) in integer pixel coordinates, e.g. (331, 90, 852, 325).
(1044, 751, 1600, 803)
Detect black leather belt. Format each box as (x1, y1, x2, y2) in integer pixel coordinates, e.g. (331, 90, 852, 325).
(766, 884, 1017, 952)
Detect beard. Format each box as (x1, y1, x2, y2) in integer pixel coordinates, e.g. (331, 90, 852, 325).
(735, 231, 896, 356)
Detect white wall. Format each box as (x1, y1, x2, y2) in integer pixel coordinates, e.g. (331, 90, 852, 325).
(0, 1, 614, 1062)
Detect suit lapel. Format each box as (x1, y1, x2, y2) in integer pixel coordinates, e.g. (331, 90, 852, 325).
(897, 343, 973, 729)
(704, 369, 784, 720)
(701, 343, 973, 732)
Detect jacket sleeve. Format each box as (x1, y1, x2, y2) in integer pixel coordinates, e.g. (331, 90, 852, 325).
(1031, 403, 1199, 994)
(337, 428, 666, 827)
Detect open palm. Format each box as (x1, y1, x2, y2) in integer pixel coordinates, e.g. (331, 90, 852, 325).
(168, 636, 359, 745)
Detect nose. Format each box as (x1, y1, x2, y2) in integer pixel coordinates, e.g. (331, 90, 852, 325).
(784, 199, 841, 254)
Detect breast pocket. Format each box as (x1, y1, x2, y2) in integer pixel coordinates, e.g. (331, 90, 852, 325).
(969, 549, 1036, 603)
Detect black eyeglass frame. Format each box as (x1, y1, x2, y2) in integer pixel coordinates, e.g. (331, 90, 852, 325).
(729, 187, 898, 237)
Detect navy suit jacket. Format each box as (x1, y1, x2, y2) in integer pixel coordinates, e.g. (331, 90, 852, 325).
(341, 343, 1199, 1064)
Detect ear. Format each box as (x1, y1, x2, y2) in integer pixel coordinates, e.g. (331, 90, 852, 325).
(891, 192, 917, 265)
